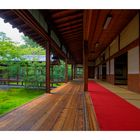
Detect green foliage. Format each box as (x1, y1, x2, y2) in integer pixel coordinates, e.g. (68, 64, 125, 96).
(0, 32, 11, 42)
(21, 35, 39, 48)
(0, 33, 46, 88)
(0, 32, 73, 89)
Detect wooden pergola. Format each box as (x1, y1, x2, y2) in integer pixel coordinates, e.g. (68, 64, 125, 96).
(0, 10, 138, 93)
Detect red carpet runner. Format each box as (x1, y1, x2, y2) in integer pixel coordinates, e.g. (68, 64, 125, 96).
(88, 80, 140, 130)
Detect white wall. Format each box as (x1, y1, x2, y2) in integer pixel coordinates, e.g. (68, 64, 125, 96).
(128, 46, 139, 74)
(110, 59, 114, 74)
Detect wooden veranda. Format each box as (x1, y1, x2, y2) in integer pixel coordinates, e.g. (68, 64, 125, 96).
(0, 79, 98, 131)
(0, 10, 139, 131)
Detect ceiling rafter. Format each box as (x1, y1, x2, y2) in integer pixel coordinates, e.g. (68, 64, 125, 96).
(58, 24, 82, 32)
(61, 28, 83, 34)
(54, 13, 83, 24)
(56, 19, 83, 29)
(51, 10, 79, 19)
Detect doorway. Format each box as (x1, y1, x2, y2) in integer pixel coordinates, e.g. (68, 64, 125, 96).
(114, 53, 128, 85)
(102, 63, 106, 80)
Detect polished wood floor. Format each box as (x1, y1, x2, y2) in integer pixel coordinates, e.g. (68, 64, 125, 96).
(0, 79, 97, 131)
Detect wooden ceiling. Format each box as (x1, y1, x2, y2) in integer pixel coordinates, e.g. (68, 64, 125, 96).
(0, 10, 45, 46)
(0, 10, 138, 64)
(40, 10, 83, 64)
(0, 10, 67, 61)
(84, 10, 138, 61)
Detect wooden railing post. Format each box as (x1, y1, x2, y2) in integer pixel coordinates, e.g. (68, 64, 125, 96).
(46, 42, 50, 93)
(83, 40, 88, 91)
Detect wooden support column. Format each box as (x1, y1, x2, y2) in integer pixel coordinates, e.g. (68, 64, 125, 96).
(83, 40, 88, 91)
(51, 65, 54, 87)
(139, 12, 140, 75)
(71, 64, 73, 80)
(46, 43, 50, 93)
(109, 45, 110, 74)
(75, 66, 77, 78)
(65, 59, 68, 82)
(73, 64, 76, 79)
(73, 65, 75, 79)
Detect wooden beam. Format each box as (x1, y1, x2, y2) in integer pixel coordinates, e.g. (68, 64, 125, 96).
(4, 17, 19, 23)
(65, 59, 68, 83)
(57, 19, 83, 29)
(46, 43, 50, 93)
(65, 35, 83, 40)
(61, 28, 83, 35)
(58, 24, 82, 32)
(83, 40, 88, 91)
(52, 10, 78, 19)
(54, 13, 83, 24)
(12, 10, 66, 59)
(63, 32, 83, 38)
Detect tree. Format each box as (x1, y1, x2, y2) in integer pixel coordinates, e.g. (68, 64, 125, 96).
(0, 32, 11, 42)
(21, 35, 40, 48)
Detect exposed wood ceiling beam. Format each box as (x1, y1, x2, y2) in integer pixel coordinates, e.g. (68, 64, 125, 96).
(56, 19, 83, 29)
(65, 37, 83, 43)
(12, 10, 66, 59)
(12, 23, 26, 29)
(61, 28, 83, 35)
(54, 13, 83, 24)
(0, 10, 12, 17)
(40, 10, 76, 63)
(63, 32, 83, 38)
(58, 24, 82, 32)
(52, 10, 78, 19)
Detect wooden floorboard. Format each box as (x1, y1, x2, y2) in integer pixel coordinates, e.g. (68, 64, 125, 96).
(0, 79, 97, 131)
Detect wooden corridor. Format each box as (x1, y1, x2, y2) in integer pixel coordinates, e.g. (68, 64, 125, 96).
(0, 80, 97, 131)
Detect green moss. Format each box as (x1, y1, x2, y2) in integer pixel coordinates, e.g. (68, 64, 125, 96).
(0, 88, 45, 116)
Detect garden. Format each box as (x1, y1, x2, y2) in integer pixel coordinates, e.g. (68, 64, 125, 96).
(0, 32, 72, 116)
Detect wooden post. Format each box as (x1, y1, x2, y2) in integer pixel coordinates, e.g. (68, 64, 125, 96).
(74, 64, 76, 79)
(65, 59, 68, 82)
(46, 43, 50, 93)
(71, 64, 73, 80)
(51, 65, 53, 87)
(83, 40, 88, 91)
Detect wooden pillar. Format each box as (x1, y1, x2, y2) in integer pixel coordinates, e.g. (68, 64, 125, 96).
(71, 64, 73, 80)
(51, 65, 53, 87)
(46, 43, 50, 93)
(74, 64, 76, 79)
(65, 59, 68, 82)
(83, 40, 88, 91)
(139, 11, 140, 76)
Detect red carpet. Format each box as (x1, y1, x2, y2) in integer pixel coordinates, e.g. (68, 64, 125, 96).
(88, 80, 140, 130)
